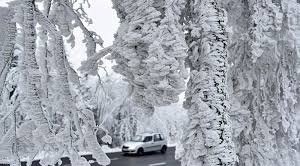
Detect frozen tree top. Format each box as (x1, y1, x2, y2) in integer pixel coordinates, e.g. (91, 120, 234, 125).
(111, 0, 188, 112)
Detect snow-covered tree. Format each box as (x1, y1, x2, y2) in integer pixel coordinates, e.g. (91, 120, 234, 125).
(21, 0, 53, 154)
(0, 7, 16, 104)
(137, 102, 188, 145)
(2, 0, 300, 165)
(224, 0, 300, 165)
(179, 0, 236, 165)
(35, 0, 110, 164)
(0, 0, 111, 165)
(109, 82, 137, 147)
(79, 75, 138, 147)
(111, 0, 188, 114)
(0, 5, 39, 165)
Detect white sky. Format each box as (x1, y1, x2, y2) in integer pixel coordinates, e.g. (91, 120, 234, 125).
(67, 1, 119, 72)
(0, 0, 9, 7)
(86, 1, 119, 47)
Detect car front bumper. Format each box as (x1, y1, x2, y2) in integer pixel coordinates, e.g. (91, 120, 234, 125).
(122, 148, 137, 154)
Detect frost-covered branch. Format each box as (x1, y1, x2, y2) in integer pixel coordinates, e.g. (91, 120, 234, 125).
(79, 46, 113, 76)
(59, 1, 103, 57)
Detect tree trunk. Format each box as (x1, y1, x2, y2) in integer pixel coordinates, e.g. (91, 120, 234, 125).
(180, 0, 236, 165)
(0, 8, 16, 105)
(22, 0, 51, 144)
(225, 0, 300, 165)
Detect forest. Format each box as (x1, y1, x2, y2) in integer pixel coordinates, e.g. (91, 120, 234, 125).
(0, 0, 299, 166)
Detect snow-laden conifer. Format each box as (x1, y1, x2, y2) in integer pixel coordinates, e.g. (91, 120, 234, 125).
(179, 0, 236, 165)
(225, 0, 300, 165)
(111, 0, 188, 112)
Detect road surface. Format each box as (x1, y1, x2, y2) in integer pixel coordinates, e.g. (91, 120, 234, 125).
(106, 147, 180, 166)
(0, 147, 180, 166)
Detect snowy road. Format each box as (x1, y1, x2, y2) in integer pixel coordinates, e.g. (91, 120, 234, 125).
(0, 147, 180, 166)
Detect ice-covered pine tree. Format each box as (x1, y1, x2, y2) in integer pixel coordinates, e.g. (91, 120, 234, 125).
(179, 0, 236, 165)
(111, 0, 188, 114)
(224, 0, 300, 165)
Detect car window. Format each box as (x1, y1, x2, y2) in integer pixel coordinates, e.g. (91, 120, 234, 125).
(143, 136, 153, 142)
(159, 134, 164, 140)
(131, 135, 143, 142)
(154, 134, 160, 142)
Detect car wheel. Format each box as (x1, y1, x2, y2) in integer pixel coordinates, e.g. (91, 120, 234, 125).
(137, 148, 144, 156)
(161, 145, 167, 154)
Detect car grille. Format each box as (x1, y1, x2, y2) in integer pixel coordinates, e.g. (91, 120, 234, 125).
(122, 146, 129, 149)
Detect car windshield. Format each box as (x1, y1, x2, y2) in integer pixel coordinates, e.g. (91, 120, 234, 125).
(131, 135, 144, 142)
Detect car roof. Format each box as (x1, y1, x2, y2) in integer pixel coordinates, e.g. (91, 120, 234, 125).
(137, 132, 162, 136)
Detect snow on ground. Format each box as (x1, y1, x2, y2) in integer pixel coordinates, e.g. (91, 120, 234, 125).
(0, 146, 121, 164)
(101, 145, 122, 153)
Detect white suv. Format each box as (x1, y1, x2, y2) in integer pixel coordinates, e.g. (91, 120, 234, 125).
(122, 133, 167, 155)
